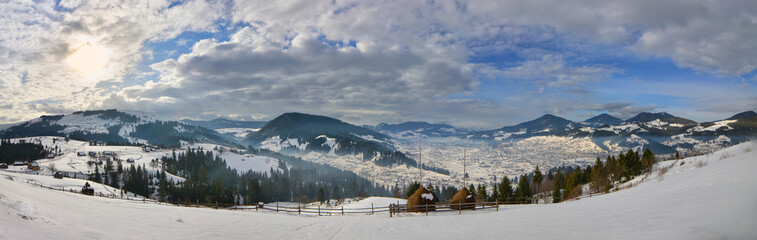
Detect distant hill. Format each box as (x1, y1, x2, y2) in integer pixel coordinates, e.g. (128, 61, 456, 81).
(582, 113, 623, 127)
(727, 111, 757, 120)
(0, 109, 235, 147)
(470, 114, 574, 140)
(244, 112, 424, 168)
(182, 118, 267, 130)
(370, 121, 470, 138)
(625, 112, 697, 125)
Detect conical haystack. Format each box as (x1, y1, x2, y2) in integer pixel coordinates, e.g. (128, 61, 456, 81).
(450, 187, 475, 210)
(406, 186, 436, 212)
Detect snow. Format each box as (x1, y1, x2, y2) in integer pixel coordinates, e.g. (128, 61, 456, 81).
(215, 128, 259, 138)
(352, 134, 386, 144)
(341, 197, 407, 209)
(421, 193, 434, 201)
(492, 128, 526, 141)
(689, 120, 736, 132)
(599, 123, 646, 134)
(180, 142, 285, 173)
(316, 135, 337, 154)
(259, 136, 308, 152)
(0, 142, 755, 239)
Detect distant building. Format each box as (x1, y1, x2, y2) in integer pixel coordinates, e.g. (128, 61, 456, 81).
(28, 161, 40, 171)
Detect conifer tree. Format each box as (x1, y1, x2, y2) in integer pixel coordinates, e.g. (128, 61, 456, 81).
(498, 177, 513, 203)
(641, 149, 656, 172)
(406, 182, 420, 198)
(316, 187, 325, 203)
(476, 183, 488, 201)
(533, 166, 543, 204)
(515, 175, 532, 204)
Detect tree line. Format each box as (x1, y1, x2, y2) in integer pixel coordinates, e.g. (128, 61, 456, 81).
(88, 148, 393, 205)
(402, 148, 657, 204)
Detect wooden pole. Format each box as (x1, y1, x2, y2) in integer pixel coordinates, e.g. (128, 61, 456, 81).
(419, 138, 422, 185)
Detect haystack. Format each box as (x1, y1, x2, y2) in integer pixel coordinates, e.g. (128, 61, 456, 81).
(406, 186, 436, 212)
(449, 187, 475, 210)
(81, 182, 94, 196)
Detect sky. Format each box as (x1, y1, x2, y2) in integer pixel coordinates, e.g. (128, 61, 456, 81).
(1, 0, 756, 129)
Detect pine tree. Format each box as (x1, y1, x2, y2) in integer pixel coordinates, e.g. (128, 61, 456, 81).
(641, 148, 656, 172)
(92, 165, 101, 183)
(552, 170, 564, 203)
(406, 182, 420, 198)
(533, 166, 543, 204)
(316, 187, 325, 203)
(498, 177, 513, 203)
(514, 175, 532, 204)
(476, 183, 488, 201)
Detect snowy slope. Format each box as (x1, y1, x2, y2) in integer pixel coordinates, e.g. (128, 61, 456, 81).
(1, 142, 755, 239)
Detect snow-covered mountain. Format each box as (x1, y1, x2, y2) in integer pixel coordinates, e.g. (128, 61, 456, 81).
(464, 111, 756, 155)
(368, 121, 471, 139)
(182, 118, 267, 140)
(581, 113, 623, 127)
(469, 114, 575, 140)
(243, 112, 418, 167)
(0, 110, 235, 147)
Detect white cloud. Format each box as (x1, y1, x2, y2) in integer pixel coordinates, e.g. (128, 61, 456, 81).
(1, 0, 757, 127)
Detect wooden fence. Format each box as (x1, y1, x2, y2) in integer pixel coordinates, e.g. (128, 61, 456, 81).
(10, 173, 548, 217)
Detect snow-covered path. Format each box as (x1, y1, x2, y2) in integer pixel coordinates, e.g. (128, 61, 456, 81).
(1, 142, 756, 239)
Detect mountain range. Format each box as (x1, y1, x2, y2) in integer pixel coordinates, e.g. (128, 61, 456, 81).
(0, 110, 235, 147)
(2, 109, 755, 167)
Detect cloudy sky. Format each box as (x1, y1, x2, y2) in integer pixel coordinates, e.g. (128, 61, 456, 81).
(2, 0, 756, 129)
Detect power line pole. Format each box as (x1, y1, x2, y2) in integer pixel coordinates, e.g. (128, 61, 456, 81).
(418, 137, 422, 185)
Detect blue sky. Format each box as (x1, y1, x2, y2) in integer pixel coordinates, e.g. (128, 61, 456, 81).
(1, 0, 756, 129)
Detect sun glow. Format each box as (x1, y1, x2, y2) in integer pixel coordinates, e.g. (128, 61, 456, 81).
(66, 42, 109, 77)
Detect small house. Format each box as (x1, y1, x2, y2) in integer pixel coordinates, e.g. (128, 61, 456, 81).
(0, 163, 8, 169)
(12, 161, 26, 166)
(77, 152, 87, 156)
(102, 151, 114, 156)
(53, 171, 64, 179)
(126, 158, 135, 163)
(88, 151, 97, 157)
(28, 161, 41, 171)
(47, 153, 55, 159)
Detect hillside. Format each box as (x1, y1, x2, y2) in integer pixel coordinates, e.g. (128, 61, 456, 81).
(370, 121, 470, 138)
(1, 142, 754, 239)
(244, 112, 418, 167)
(0, 110, 234, 147)
(471, 114, 574, 140)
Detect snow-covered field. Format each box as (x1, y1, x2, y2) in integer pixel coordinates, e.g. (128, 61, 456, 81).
(1, 141, 755, 239)
(2, 137, 282, 184)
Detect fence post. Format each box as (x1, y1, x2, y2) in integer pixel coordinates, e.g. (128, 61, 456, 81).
(371, 203, 374, 215)
(318, 205, 321, 216)
(298, 205, 301, 215)
(276, 202, 279, 212)
(341, 206, 344, 216)
(389, 204, 393, 218)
